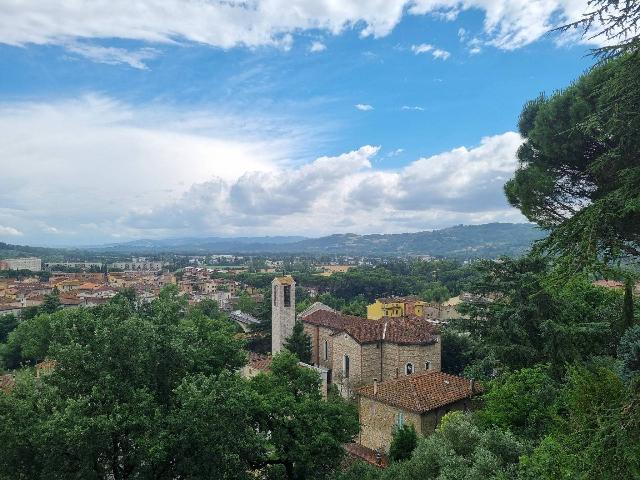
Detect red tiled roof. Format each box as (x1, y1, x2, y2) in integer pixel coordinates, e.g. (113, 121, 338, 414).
(358, 371, 482, 414)
(302, 310, 438, 345)
(592, 279, 624, 289)
(344, 443, 389, 468)
(248, 352, 272, 371)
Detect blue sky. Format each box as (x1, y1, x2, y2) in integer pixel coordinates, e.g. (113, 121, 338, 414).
(0, 1, 596, 246)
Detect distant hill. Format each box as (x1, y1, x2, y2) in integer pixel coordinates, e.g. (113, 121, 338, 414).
(93, 223, 545, 259)
(1, 224, 546, 260)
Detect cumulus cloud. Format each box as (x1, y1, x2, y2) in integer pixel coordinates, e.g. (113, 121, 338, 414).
(0, 0, 604, 55)
(0, 95, 303, 244)
(127, 132, 526, 238)
(0, 226, 22, 237)
(355, 104, 374, 111)
(309, 41, 327, 52)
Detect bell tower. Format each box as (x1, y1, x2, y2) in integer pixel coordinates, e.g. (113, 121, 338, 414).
(271, 275, 296, 354)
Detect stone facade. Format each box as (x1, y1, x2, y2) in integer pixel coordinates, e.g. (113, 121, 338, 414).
(302, 309, 442, 398)
(271, 276, 296, 353)
(358, 396, 474, 452)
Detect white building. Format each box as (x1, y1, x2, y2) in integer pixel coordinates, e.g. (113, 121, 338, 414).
(0, 257, 42, 272)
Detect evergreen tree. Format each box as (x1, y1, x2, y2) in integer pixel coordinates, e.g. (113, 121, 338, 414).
(283, 321, 312, 364)
(388, 424, 417, 463)
(40, 287, 60, 314)
(623, 276, 636, 332)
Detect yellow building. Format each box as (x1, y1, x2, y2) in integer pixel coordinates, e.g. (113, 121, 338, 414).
(366, 296, 426, 320)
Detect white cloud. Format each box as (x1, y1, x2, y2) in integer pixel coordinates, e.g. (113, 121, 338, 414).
(0, 95, 306, 244)
(65, 43, 159, 69)
(412, 43, 450, 60)
(126, 132, 526, 238)
(0, 0, 602, 54)
(431, 48, 451, 59)
(401, 105, 425, 111)
(355, 104, 374, 111)
(309, 41, 327, 52)
(411, 43, 434, 54)
(0, 226, 22, 237)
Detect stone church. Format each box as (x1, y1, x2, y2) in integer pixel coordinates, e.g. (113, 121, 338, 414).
(299, 303, 441, 397)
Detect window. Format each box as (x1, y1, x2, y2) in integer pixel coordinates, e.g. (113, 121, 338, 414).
(395, 412, 404, 428)
(273, 286, 277, 306)
(343, 354, 350, 379)
(425, 361, 431, 370)
(405, 363, 414, 375)
(324, 340, 329, 361)
(283, 285, 291, 307)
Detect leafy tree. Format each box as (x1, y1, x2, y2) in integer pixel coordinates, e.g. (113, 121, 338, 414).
(41, 287, 61, 314)
(388, 424, 418, 463)
(520, 365, 640, 479)
(283, 321, 312, 364)
(250, 351, 359, 480)
(440, 326, 479, 375)
(374, 412, 522, 480)
(505, 53, 640, 273)
(0, 314, 18, 343)
(623, 275, 636, 333)
(478, 365, 558, 439)
(617, 324, 640, 382)
(237, 291, 257, 315)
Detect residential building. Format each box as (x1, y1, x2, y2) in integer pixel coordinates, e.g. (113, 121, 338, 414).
(357, 371, 482, 452)
(367, 296, 426, 320)
(0, 257, 42, 272)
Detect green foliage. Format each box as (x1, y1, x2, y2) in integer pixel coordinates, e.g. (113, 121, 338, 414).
(441, 326, 480, 375)
(0, 314, 18, 343)
(381, 412, 523, 480)
(0, 288, 358, 480)
(478, 365, 558, 439)
(237, 291, 257, 315)
(388, 424, 418, 462)
(40, 287, 61, 314)
(520, 365, 640, 479)
(459, 256, 617, 375)
(505, 54, 640, 273)
(251, 351, 360, 480)
(617, 324, 640, 382)
(283, 321, 312, 364)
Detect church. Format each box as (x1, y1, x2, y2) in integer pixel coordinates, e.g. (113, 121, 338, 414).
(271, 276, 442, 398)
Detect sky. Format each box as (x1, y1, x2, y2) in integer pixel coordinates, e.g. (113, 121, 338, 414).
(0, 0, 599, 246)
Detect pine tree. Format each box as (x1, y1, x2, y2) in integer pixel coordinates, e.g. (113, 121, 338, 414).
(283, 321, 312, 364)
(623, 276, 635, 332)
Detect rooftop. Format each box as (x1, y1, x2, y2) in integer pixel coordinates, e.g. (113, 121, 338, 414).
(302, 310, 439, 345)
(358, 370, 482, 414)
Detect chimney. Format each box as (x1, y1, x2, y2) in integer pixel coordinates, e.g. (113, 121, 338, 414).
(373, 378, 378, 395)
(470, 378, 475, 393)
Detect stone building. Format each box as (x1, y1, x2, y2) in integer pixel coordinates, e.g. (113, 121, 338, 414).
(301, 307, 441, 397)
(357, 371, 482, 452)
(271, 275, 296, 354)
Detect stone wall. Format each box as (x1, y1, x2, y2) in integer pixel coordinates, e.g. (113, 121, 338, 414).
(331, 332, 363, 397)
(381, 339, 441, 380)
(304, 324, 335, 369)
(358, 397, 422, 452)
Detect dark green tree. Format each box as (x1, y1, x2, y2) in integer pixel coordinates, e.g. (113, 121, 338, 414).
(250, 351, 359, 480)
(388, 424, 418, 462)
(617, 324, 640, 382)
(283, 321, 312, 364)
(505, 53, 640, 273)
(41, 286, 61, 314)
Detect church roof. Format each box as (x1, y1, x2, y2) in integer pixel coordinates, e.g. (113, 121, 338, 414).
(298, 301, 336, 319)
(358, 371, 482, 414)
(302, 310, 439, 345)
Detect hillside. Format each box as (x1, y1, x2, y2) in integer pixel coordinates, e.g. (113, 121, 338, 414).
(95, 223, 545, 258)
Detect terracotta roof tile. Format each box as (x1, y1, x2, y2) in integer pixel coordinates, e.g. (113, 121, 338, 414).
(344, 443, 389, 468)
(302, 310, 438, 345)
(358, 371, 482, 414)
